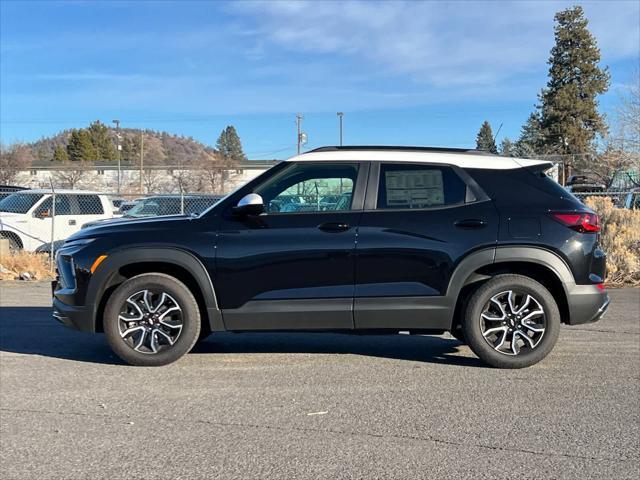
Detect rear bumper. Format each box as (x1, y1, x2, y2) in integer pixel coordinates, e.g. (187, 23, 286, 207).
(565, 284, 610, 325)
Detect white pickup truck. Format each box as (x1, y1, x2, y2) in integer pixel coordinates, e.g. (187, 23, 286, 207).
(0, 189, 113, 251)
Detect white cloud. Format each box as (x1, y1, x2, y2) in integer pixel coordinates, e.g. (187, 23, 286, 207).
(231, 0, 640, 87)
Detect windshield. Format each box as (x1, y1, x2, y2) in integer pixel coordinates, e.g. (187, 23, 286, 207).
(0, 193, 44, 213)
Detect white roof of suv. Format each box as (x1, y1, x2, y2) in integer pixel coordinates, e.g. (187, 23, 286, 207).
(288, 146, 550, 170)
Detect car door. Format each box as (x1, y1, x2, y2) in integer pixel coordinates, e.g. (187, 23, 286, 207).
(354, 162, 498, 330)
(32, 194, 74, 244)
(74, 194, 107, 228)
(215, 161, 368, 330)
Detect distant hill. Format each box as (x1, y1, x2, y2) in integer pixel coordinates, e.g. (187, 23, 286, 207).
(27, 125, 220, 167)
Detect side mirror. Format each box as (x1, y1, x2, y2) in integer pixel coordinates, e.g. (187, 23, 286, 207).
(35, 209, 51, 219)
(233, 193, 265, 216)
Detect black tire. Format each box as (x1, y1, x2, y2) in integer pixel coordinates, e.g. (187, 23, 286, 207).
(104, 273, 201, 366)
(462, 274, 560, 369)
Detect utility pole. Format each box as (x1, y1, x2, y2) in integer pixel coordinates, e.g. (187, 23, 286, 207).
(112, 119, 121, 195)
(337, 112, 344, 146)
(139, 131, 144, 194)
(296, 114, 303, 155)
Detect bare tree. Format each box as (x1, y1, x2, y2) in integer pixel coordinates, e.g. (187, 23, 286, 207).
(0, 143, 33, 184)
(140, 168, 166, 194)
(52, 161, 88, 189)
(616, 72, 640, 155)
(593, 76, 640, 188)
(196, 151, 230, 194)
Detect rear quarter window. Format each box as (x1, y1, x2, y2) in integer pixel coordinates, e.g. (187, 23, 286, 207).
(76, 195, 104, 215)
(377, 164, 466, 209)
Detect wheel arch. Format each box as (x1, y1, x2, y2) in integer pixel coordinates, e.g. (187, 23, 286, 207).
(88, 248, 223, 333)
(448, 247, 573, 330)
(0, 230, 24, 249)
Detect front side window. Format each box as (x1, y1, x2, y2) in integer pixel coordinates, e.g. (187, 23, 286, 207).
(34, 195, 72, 216)
(256, 163, 358, 213)
(377, 164, 466, 209)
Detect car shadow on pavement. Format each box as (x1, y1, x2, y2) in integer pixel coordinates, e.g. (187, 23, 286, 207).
(0, 306, 485, 367)
(193, 332, 485, 368)
(0, 307, 120, 365)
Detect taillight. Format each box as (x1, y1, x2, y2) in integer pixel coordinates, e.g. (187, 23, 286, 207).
(552, 212, 600, 233)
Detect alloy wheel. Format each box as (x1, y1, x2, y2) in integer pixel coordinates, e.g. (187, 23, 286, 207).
(117, 289, 183, 354)
(479, 290, 546, 356)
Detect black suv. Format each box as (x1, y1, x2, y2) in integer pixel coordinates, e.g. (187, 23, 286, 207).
(53, 146, 609, 368)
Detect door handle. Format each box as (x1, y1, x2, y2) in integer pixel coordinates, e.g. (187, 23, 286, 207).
(318, 222, 350, 232)
(68, 219, 76, 226)
(454, 219, 486, 229)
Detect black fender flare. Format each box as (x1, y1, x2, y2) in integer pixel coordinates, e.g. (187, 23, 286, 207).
(443, 246, 574, 327)
(87, 247, 223, 332)
(446, 246, 574, 299)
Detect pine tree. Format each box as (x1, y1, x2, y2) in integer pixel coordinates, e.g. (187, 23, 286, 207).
(66, 129, 97, 162)
(121, 135, 141, 163)
(475, 121, 498, 154)
(215, 126, 247, 164)
(514, 112, 544, 157)
(499, 138, 514, 157)
(539, 6, 610, 159)
(53, 145, 69, 162)
(87, 120, 117, 161)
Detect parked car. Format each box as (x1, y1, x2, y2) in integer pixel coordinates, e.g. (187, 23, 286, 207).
(118, 200, 138, 215)
(0, 189, 113, 251)
(109, 198, 126, 215)
(0, 185, 27, 202)
(565, 175, 606, 193)
(81, 195, 223, 228)
(124, 195, 223, 217)
(53, 146, 609, 368)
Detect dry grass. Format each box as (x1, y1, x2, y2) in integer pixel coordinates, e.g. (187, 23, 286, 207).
(0, 250, 54, 281)
(585, 196, 640, 286)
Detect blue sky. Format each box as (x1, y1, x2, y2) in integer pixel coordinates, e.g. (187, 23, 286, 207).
(1, 0, 638, 159)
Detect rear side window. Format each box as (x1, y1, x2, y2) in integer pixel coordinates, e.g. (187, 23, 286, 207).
(76, 195, 104, 215)
(377, 164, 466, 209)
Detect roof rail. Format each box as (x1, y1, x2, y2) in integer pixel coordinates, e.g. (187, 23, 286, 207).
(305, 145, 489, 155)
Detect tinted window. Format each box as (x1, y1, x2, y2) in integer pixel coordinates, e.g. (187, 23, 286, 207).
(35, 195, 72, 215)
(377, 164, 466, 209)
(256, 163, 358, 213)
(77, 195, 104, 215)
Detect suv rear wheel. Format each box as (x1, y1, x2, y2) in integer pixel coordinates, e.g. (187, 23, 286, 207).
(462, 274, 560, 369)
(104, 273, 201, 366)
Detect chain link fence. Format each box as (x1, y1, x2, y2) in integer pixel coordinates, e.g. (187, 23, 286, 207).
(1, 161, 638, 276)
(0, 187, 224, 272)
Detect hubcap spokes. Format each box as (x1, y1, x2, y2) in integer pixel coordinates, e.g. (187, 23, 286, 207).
(118, 290, 183, 355)
(480, 290, 546, 356)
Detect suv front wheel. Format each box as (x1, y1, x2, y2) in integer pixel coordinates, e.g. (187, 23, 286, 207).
(104, 273, 201, 366)
(462, 274, 560, 369)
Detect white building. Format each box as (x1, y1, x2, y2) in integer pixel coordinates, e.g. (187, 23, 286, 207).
(10, 161, 277, 197)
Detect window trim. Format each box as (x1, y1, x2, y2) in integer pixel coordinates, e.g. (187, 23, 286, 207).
(224, 161, 370, 217)
(364, 161, 488, 211)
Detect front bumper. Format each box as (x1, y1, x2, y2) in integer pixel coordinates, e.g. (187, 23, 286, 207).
(565, 284, 610, 325)
(53, 284, 95, 333)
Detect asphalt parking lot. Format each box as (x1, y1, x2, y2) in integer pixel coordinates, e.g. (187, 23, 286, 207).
(0, 282, 638, 479)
